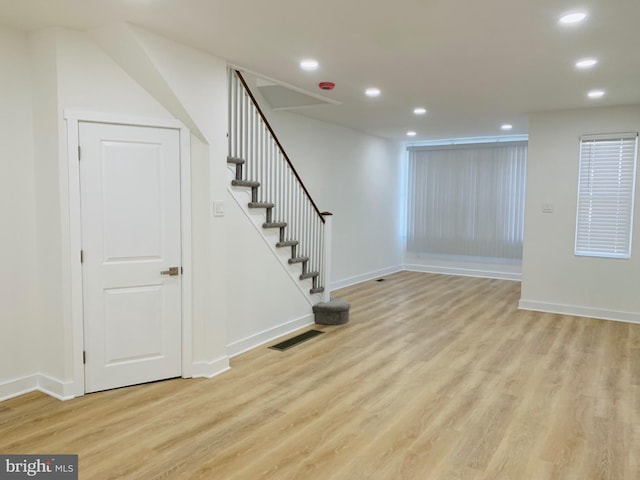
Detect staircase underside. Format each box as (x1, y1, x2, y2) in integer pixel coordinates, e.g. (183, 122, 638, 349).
(228, 156, 324, 295)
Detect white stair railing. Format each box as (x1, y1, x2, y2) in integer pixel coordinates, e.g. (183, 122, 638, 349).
(228, 69, 330, 300)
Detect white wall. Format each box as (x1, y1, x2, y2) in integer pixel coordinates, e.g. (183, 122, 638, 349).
(224, 185, 315, 354)
(30, 28, 64, 383)
(251, 90, 405, 288)
(0, 27, 38, 386)
(520, 105, 640, 321)
(56, 29, 171, 118)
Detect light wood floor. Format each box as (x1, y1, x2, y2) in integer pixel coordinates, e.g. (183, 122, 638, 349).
(2, 271, 640, 479)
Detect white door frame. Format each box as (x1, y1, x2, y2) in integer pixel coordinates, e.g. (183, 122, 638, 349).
(64, 110, 193, 398)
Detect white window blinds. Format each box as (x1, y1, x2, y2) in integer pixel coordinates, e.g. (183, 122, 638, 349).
(406, 142, 527, 259)
(575, 132, 638, 258)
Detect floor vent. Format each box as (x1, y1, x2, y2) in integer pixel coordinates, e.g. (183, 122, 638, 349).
(269, 330, 324, 351)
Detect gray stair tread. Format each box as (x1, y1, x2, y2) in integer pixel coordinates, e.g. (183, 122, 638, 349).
(288, 256, 309, 264)
(227, 156, 245, 164)
(310, 287, 325, 294)
(300, 271, 319, 280)
(276, 240, 299, 248)
(263, 222, 287, 228)
(232, 179, 260, 188)
(248, 202, 274, 209)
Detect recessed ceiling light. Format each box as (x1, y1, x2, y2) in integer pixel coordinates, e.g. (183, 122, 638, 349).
(576, 58, 598, 69)
(299, 59, 319, 71)
(413, 107, 427, 115)
(559, 11, 587, 25)
(365, 87, 381, 97)
(406, 131, 417, 137)
(587, 89, 605, 99)
(501, 124, 513, 131)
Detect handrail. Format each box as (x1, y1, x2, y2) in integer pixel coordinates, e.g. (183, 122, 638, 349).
(234, 70, 325, 224)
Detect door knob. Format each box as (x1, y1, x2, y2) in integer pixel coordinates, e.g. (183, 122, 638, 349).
(161, 267, 180, 276)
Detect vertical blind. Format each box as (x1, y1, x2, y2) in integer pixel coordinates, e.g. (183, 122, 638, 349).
(575, 132, 638, 258)
(407, 142, 527, 259)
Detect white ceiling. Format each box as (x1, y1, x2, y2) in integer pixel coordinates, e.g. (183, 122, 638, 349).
(1, 0, 639, 141)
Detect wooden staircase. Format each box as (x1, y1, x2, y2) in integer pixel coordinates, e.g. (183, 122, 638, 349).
(227, 155, 324, 295)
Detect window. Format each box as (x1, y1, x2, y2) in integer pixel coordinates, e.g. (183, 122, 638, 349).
(406, 142, 527, 259)
(575, 132, 638, 258)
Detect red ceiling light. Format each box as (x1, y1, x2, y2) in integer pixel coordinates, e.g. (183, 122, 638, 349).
(319, 81, 335, 90)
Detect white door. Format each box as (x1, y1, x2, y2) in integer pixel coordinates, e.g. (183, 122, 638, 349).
(80, 122, 182, 393)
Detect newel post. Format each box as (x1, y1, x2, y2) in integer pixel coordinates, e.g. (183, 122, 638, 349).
(321, 212, 333, 303)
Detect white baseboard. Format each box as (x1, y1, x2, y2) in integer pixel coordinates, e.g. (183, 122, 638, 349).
(0, 374, 38, 402)
(518, 299, 640, 324)
(191, 355, 231, 379)
(330, 265, 404, 291)
(227, 313, 315, 358)
(38, 374, 76, 401)
(404, 263, 521, 281)
(0, 374, 76, 402)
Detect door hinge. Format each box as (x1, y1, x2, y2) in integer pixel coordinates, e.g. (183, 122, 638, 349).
(80, 250, 84, 263)
(83, 351, 86, 364)
(78, 145, 81, 161)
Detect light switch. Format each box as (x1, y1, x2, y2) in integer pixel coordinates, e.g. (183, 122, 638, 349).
(542, 203, 554, 213)
(213, 201, 225, 217)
